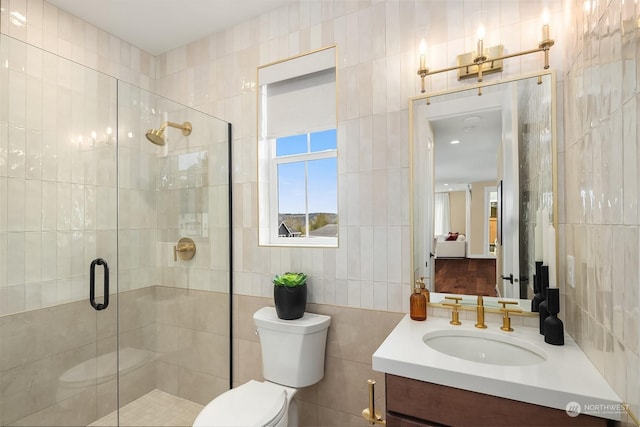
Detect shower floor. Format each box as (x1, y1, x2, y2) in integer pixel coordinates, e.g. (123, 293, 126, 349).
(89, 389, 203, 427)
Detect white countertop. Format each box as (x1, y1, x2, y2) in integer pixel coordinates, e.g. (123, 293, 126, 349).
(372, 315, 622, 421)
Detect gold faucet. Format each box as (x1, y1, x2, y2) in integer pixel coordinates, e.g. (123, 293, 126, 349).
(443, 296, 462, 325)
(498, 300, 522, 332)
(475, 296, 487, 329)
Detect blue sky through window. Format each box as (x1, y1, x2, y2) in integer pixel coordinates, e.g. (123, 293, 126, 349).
(310, 129, 337, 152)
(278, 162, 305, 214)
(308, 158, 337, 213)
(276, 134, 307, 157)
(276, 130, 337, 214)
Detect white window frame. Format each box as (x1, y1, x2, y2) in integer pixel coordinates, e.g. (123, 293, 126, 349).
(257, 46, 338, 248)
(268, 132, 337, 246)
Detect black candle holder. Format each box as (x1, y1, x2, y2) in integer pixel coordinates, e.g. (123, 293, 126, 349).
(538, 265, 550, 335)
(544, 287, 564, 345)
(531, 261, 544, 312)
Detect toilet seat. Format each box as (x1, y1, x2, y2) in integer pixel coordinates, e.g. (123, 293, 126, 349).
(193, 380, 288, 427)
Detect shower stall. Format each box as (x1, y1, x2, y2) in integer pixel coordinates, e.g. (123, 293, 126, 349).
(0, 34, 232, 426)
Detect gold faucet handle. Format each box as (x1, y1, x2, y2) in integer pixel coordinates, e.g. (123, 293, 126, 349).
(444, 295, 463, 304)
(498, 301, 521, 332)
(442, 302, 461, 309)
(500, 307, 522, 314)
(498, 300, 519, 309)
(499, 301, 522, 316)
(442, 302, 462, 325)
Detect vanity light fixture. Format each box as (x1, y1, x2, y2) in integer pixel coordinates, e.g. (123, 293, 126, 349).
(417, 10, 555, 94)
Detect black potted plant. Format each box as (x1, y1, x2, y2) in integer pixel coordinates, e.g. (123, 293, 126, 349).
(272, 272, 307, 320)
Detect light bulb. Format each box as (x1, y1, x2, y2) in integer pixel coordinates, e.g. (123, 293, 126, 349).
(419, 39, 427, 69)
(541, 8, 550, 40)
(476, 25, 485, 58)
(419, 39, 427, 55)
(542, 8, 550, 25)
(477, 24, 486, 41)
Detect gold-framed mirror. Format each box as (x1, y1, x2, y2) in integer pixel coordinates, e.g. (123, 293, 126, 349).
(410, 71, 558, 311)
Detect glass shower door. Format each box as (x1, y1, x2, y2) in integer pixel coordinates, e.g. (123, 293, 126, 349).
(115, 82, 231, 425)
(0, 34, 119, 426)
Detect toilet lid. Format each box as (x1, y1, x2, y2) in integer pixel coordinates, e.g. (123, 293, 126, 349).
(193, 381, 287, 427)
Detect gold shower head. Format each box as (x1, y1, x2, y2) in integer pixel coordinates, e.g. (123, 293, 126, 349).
(145, 121, 192, 146)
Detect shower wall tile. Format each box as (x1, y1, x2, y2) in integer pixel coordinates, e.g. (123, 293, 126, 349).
(154, 287, 230, 405)
(1, 0, 155, 90)
(0, 290, 155, 426)
(0, 33, 130, 315)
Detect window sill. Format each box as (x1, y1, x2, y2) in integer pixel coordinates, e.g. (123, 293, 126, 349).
(258, 238, 338, 248)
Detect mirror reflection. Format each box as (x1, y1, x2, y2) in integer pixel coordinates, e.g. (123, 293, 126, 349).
(411, 72, 556, 308)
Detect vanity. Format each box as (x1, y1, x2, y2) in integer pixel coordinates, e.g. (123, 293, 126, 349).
(372, 316, 621, 427)
(399, 39, 626, 426)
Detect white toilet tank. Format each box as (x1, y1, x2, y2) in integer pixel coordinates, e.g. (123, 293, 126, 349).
(253, 307, 331, 388)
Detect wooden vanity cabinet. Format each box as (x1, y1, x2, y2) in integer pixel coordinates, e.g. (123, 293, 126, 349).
(385, 374, 614, 427)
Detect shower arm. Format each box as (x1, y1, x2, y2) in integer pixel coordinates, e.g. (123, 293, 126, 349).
(163, 121, 192, 135)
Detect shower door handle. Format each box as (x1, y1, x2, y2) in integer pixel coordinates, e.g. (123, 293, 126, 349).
(89, 258, 109, 311)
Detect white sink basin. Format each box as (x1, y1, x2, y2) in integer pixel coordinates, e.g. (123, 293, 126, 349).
(423, 329, 547, 366)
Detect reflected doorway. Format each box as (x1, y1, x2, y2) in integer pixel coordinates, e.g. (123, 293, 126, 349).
(487, 189, 498, 256)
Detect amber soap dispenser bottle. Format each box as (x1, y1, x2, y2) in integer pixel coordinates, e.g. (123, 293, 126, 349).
(410, 281, 427, 321)
(418, 276, 430, 303)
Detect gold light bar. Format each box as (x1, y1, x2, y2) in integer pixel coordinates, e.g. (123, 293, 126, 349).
(417, 11, 555, 93)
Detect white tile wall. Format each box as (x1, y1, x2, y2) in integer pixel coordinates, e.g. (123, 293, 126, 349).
(0, 0, 155, 315)
(563, 0, 640, 421)
(0, 0, 154, 90)
(153, 0, 565, 311)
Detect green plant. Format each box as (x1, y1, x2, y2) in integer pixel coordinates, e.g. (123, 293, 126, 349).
(272, 272, 307, 287)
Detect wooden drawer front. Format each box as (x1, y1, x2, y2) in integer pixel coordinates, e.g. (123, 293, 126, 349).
(385, 374, 609, 427)
(387, 412, 444, 427)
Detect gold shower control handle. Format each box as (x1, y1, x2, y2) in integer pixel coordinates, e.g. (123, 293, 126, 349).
(174, 237, 196, 261)
(361, 379, 386, 425)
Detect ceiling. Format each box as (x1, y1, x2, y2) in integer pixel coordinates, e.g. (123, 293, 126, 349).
(46, 0, 297, 55)
(431, 109, 501, 193)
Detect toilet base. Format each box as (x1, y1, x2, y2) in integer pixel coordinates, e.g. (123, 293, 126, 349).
(193, 380, 298, 427)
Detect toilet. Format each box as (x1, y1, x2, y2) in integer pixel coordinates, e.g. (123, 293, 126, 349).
(193, 307, 331, 427)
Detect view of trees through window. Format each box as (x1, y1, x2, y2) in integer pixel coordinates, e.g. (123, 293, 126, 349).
(275, 130, 338, 238)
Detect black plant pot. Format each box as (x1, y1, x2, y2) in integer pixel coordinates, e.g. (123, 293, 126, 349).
(274, 283, 307, 320)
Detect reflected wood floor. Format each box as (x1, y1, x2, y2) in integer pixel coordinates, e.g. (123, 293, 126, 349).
(434, 258, 497, 296)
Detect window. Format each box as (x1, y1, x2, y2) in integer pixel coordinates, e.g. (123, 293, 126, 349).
(272, 130, 337, 242)
(257, 47, 337, 247)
